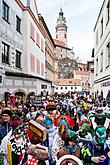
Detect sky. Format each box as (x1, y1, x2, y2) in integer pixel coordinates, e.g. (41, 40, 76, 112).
(37, 0, 104, 62)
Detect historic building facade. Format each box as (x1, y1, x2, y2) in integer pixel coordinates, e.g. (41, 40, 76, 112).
(54, 8, 90, 93)
(0, 0, 52, 101)
(94, 0, 110, 98)
(38, 14, 56, 94)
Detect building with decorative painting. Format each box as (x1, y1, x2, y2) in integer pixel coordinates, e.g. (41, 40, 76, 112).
(54, 8, 90, 93)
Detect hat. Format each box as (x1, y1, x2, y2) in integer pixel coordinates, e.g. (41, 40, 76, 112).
(10, 94, 15, 98)
(2, 109, 12, 117)
(81, 123, 90, 135)
(44, 118, 53, 127)
(78, 119, 89, 127)
(46, 106, 56, 112)
(95, 108, 103, 114)
(68, 130, 78, 142)
(11, 120, 22, 129)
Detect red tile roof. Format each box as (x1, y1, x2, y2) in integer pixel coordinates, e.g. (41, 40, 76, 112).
(75, 70, 90, 76)
(54, 39, 66, 47)
(56, 78, 81, 86)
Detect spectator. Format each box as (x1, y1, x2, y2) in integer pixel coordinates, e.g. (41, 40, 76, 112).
(0, 109, 12, 143)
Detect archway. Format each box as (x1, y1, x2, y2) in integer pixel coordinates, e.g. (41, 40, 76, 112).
(13, 89, 27, 103)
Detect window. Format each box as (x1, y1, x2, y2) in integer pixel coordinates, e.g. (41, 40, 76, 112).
(96, 58, 98, 75)
(100, 52, 103, 72)
(106, 42, 110, 66)
(41, 84, 47, 89)
(2, 1, 9, 22)
(64, 34, 66, 38)
(96, 30, 98, 45)
(41, 38, 44, 52)
(71, 87, 73, 89)
(75, 86, 77, 89)
(36, 31, 40, 47)
(106, 1, 110, 25)
(100, 18, 103, 37)
(16, 16, 21, 33)
(15, 50, 21, 68)
(56, 87, 58, 90)
(61, 87, 63, 89)
(2, 42, 10, 64)
(65, 87, 67, 89)
(30, 54, 35, 72)
(41, 62, 44, 76)
(36, 59, 40, 74)
(30, 23, 35, 41)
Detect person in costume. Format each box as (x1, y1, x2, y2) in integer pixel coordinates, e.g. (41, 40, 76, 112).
(44, 117, 57, 165)
(26, 105, 37, 121)
(57, 129, 80, 160)
(81, 126, 110, 165)
(77, 123, 92, 147)
(89, 107, 110, 134)
(25, 138, 49, 165)
(0, 117, 23, 165)
(51, 121, 67, 163)
(9, 94, 16, 106)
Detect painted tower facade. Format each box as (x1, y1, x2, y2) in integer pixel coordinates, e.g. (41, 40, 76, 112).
(55, 8, 68, 47)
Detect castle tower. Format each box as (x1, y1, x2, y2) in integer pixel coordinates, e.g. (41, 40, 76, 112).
(55, 8, 68, 47)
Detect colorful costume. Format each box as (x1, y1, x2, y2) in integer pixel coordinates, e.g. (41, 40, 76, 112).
(81, 126, 110, 165)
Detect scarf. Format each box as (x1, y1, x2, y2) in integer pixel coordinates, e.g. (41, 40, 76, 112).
(64, 144, 77, 154)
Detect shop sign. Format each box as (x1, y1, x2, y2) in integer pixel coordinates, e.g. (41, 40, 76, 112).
(101, 81, 110, 87)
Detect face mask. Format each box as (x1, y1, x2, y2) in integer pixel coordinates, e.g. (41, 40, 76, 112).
(96, 127, 107, 144)
(97, 136, 106, 144)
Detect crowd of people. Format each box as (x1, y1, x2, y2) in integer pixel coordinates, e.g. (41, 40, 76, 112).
(0, 91, 110, 165)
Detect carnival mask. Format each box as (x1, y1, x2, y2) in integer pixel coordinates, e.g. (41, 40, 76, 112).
(95, 127, 107, 144)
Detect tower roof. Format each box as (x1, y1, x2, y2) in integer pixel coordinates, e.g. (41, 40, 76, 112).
(56, 8, 68, 46)
(58, 8, 66, 22)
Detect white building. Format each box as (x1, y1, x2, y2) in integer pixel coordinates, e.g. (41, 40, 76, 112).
(55, 79, 82, 94)
(0, 0, 52, 101)
(94, 0, 110, 98)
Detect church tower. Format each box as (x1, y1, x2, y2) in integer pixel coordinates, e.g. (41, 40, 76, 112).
(55, 8, 68, 47)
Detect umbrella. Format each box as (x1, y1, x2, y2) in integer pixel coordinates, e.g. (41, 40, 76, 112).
(54, 115, 75, 127)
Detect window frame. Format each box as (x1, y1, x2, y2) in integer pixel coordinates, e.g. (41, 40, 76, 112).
(106, 1, 110, 25)
(2, 41, 10, 64)
(2, 0, 9, 23)
(100, 18, 103, 37)
(100, 52, 103, 72)
(15, 50, 21, 68)
(106, 42, 110, 67)
(16, 15, 21, 33)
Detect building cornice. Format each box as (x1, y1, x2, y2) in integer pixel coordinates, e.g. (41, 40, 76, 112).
(38, 14, 55, 47)
(94, 74, 110, 84)
(5, 71, 52, 84)
(94, 0, 105, 31)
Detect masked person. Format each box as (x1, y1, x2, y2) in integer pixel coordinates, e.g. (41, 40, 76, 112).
(81, 126, 110, 165)
(89, 108, 110, 136)
(77, 123, 92, 147)
(57, 129, 80, 160)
